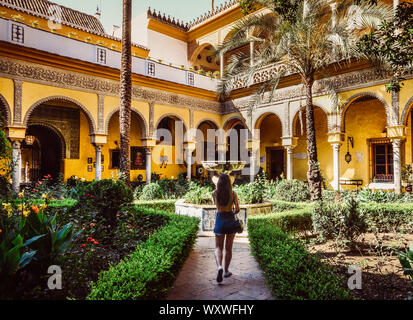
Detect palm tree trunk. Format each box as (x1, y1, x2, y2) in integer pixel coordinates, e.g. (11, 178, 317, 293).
(120, 0, 132, 185)
(304, 76, 322, 200)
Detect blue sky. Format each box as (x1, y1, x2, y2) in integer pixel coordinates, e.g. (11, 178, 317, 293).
(51, 0, 229, 32)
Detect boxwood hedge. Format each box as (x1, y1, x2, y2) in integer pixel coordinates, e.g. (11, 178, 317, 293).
(248, 216, 351, 300)
(87, 207, 199, 300)
(134, 200, 177, 214)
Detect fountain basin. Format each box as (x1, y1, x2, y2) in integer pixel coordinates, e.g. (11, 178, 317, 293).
(175, 199, 273, 232)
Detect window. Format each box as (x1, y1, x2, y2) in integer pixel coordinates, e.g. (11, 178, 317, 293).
(96, 48, 107, 64)
(188, 72, 194, 86)
(11, 24, 24, 43)
(147, 62, 155, 76)
(372, 142, 393, 182)
(110, 150, 120, 169)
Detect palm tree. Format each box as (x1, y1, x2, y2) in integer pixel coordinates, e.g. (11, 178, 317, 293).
(120, 0, 132, 185)
(217, 0, 392, 200)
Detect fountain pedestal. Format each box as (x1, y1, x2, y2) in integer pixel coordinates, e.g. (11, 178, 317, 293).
(174, 161, 273, 232)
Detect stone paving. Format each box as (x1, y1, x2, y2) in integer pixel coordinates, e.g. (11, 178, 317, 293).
(168, 235, 274, 300)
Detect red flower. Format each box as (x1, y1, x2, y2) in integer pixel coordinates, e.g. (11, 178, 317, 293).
(80, 244, 86, 248)
(93, 241, 99, 245)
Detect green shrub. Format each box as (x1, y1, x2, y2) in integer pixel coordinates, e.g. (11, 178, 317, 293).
(184, 182, 212, 205)
(359, 202, 413, 233)
(247, 218, 351, 300)
(312, 197, 367, 245)
(269, 200, 311, 212)
(87, 208, 199, 300)
(274, 179, 310, 202)
(251, 207, 313, 234)
(135, 200, 177, 214)
(358, 189, 413, 203)
(76, 179, 134, 226)
(140, 183, 164, 201)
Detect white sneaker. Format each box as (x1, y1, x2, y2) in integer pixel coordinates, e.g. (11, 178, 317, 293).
(224, 271, 232, 278)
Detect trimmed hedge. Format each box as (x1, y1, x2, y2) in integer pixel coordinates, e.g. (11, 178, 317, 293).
(248, 216, 351, 300)
(87, 207, 199, 300)
(359, 202, 413, 232)
(134, 200, 177, 214)
(251, 207, 313, 234)
(270, 200, 312, 212)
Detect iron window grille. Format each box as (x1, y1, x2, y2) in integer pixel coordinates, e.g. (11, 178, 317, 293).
(188, 72, 194, 86)
(11, 24, 24, 43)
(147, 62, 156, 76)
(96, 48, 107, 64)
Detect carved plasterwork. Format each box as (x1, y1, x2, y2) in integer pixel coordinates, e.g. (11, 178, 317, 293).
(0, 57, 222, 114)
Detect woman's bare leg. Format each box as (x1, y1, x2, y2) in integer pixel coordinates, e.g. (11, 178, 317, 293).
(215, 235, 225, 268)
(224, 234, 236, 273)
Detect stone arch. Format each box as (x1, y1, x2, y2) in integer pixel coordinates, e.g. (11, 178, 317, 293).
(400, 95, 413, 126)
(27, 122, 66, 159)
(189, 43, 216, 65)
(0, 93, 12, 126)
(339, 92, 391, 132)
(154, 113, 188, 135)
(253, 111, 283, 133)
(291, 105, 330, 136)
(105, 107, 148, 138)
(223, 115, 248, 131)
(24, 96, 97, 134)
(195, 118, 220, 131)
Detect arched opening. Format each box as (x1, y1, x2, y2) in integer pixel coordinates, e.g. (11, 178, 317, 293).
(106, 110, 146, 176)
(24, 97, 94, 182)
(403, 97, 413, 167)
(189, 43, 220, 72)
(21, 125, 64, 182)
(256, 113, 284, 180)
(226, 120, 248, 163)
(293, 107, 330, 183)
(0, 95, 11, 127)
(342, 95, 390, 185)
(154, 115, 187, 179)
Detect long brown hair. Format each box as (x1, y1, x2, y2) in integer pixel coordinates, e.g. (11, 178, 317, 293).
(216, 173, 232, 206)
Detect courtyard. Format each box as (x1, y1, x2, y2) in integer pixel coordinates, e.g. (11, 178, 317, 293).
(0, 0, 412, 305)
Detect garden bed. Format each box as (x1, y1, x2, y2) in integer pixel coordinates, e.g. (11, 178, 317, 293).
(307, 232, 413, 300)
(9, 205, 167, 300)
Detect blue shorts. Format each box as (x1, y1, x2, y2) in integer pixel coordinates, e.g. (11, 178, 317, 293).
(214, 211, 237, 235)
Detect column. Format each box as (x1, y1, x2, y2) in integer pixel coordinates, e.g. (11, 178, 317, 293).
(220, 52, 224, 78)
(286, 146, 293, 180)
(394, 0, 399, 13)
(250, 41, 254, 67)
(145, 148, 152, 184)
(331, 143, 341, 191)
(250, 149, 257, 183)
(11, 140, 22, 192)
(392, 139, 402, 194)
(186, 148, 192, 181)
(95, 144, 102, 181)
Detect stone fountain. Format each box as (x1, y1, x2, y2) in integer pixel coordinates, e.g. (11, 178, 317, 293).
(175, 160, 273, 232)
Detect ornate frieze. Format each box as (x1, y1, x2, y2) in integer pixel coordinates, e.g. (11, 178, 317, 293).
(0, 57, 222, 114)
(224, 68, 398, 114)
(13, 79, 22, 124)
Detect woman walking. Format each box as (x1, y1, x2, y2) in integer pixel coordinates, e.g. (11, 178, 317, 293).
(212, 173, 241, 283)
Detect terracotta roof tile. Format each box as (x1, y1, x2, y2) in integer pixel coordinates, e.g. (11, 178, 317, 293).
(0, 0, 106, 34)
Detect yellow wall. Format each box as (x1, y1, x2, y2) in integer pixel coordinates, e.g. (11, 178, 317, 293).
(0, 78, 14, 123)
(258, 114, 283, 174)
(341, 98, 387, 188)
(293, 108, 332, 185)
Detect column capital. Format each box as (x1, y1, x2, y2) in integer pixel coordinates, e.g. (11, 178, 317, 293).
(184, 141, 196, 152)
(386, 125, 407, 140)
(6, 126, 26, 140)
(246, 139, 260, 151)
(281, 136, 298, 149)
(141, 138, 157, 148)
(327, 132, 345, 144)
(90, 134, 107, 146)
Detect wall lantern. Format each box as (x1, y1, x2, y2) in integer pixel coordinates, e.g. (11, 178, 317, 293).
(25, 135, 35, 146)
(345, 136, 354, 164)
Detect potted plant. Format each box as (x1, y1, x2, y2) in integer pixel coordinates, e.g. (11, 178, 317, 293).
(213, 71, 220, 79)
